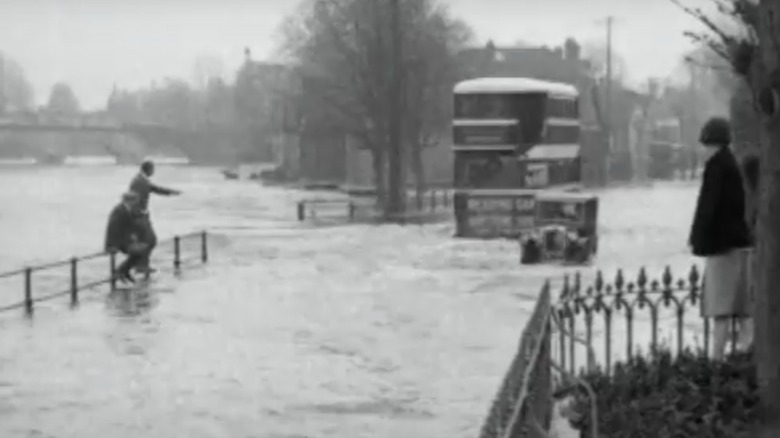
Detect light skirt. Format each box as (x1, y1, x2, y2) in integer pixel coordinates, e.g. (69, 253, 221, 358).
(701, 249, 750, 318)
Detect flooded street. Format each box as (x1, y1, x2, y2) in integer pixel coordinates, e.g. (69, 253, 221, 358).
(0, 167, 699, 438)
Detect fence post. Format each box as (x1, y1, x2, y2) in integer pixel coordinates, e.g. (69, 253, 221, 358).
(201, 231, 208, 263)
(430, 190, 436, 211)
(109, 252, 117, 291)
(297, 201, 305, 221)
(173, 235, 181, 270)
(348, 201, 356, 221)
(24, 267, 33, 315)
(70, 258, 78, 306)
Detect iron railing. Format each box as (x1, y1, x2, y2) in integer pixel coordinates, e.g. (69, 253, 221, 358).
(479, 265, 711, 437)
(478, 282, 553, 438)
(296, 189, 452, 223)
(0, 230, 208, 315)
(554, 266, 708, 376)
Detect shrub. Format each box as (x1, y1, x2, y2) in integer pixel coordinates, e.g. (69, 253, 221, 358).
(567, 348, 758, 438)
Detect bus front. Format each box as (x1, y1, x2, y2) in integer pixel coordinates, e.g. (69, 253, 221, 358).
(451, 78, 550, 238)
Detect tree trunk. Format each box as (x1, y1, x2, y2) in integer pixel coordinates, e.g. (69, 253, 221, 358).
(756, 2, 780, 435)
(385, 0, 405, 221)
(410, 142, 426, 211)
(755, 125, 780, 437)
(371, 148, 387, 210)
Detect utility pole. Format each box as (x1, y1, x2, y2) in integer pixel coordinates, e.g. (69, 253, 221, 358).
(605, 16, 614, 154)
(688, 61, 698, 179)
(0, 54, 5, 116)
(386, 0, 405, 219)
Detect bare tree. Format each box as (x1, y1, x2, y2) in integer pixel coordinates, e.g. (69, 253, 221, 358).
(672, 1, 780, 435)
(0, 53, 35, 113)
(278, 0, 472, 216)
(191, 54, 225, 90)
(580, 40, 629, 82)
(47, 82, 80, 116)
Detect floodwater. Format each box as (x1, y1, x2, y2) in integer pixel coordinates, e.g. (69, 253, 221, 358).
(0, 166, 699, 438)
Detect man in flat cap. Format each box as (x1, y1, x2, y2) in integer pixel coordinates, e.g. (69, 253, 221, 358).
(128, 159, 182, 275)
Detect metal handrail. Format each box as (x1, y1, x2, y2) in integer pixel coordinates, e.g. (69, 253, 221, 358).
(0, 230, 209, 315)
(501, 289, 552, 438)
(296, 189, 452, 222)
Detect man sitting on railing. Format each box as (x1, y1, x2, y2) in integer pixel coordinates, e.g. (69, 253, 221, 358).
(129, 159, 182, 275)
(105, 192, 150, 283)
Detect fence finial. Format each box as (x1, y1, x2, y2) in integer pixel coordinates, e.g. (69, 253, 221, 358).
(662, 266, 673, 289)
(615, 269, 625, 292)
(637, 267, 648, 289)
(595, 270, 604, 293)
(689, 264, 700, 288)
(574, 271, 581, 294)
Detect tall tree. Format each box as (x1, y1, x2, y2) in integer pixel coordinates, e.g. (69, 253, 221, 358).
(47, 82, 80, 115)
(674, 0, 779, 436)
(0, 53, 35, 113)
(192, 54, 225, 90)
(580, 40, 629, 82)
(278, 0, 472, 217)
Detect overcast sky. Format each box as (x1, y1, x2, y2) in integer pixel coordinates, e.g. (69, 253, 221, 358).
(0, 0, 717, 110)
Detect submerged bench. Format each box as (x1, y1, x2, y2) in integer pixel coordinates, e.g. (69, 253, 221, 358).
(296, 190, 452, 223)
(0, 231, 209, 315)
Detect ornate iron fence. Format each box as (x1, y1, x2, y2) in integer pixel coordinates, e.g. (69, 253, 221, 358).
(554, 266, 708, 376)
(478, 265, 714, 437)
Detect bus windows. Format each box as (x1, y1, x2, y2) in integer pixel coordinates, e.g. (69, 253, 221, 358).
(454, 152, 525, 189)
(547, 98, 578, 118)
(454, 94, 515, 119)
(545, 124, 580, 144)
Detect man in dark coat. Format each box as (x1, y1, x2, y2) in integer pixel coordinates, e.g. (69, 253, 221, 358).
(128, 160, 182, 274)
(104, 192, 149, 283)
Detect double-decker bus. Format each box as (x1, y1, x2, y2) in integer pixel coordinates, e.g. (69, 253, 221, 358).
(451, 77, 583, 238)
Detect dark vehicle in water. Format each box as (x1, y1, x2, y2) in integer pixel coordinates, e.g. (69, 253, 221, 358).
(519, 192, 598, 265)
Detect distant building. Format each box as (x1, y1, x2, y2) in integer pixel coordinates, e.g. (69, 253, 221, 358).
(234, 49, 299, 165)
(457, 38, 614, 184)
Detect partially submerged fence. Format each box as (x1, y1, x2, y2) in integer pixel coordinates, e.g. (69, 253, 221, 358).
(0, 231, 208, 315)
(478, 265, 707, 437)
(296, 189, 452, 223)
(478, 282, 553, 438)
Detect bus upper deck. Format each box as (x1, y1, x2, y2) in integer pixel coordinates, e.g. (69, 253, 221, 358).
(452, 77, 579, 154)
(451, 77, 583, 192)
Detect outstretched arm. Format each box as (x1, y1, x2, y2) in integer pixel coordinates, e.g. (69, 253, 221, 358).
(149, 181, 181, 196)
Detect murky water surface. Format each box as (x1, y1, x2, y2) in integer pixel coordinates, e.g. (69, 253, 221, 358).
(0, 166, 698, 437)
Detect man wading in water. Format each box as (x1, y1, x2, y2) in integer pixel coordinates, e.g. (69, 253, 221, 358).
(129, 160, 182, 275)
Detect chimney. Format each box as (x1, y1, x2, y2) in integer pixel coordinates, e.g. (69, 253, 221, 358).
(564, 38, 580, 61)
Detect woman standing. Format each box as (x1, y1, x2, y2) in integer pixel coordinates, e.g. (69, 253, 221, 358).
(689, 117, 753, 360)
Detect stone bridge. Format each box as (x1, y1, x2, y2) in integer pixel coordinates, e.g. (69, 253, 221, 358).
(0, 122, 244, 164)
